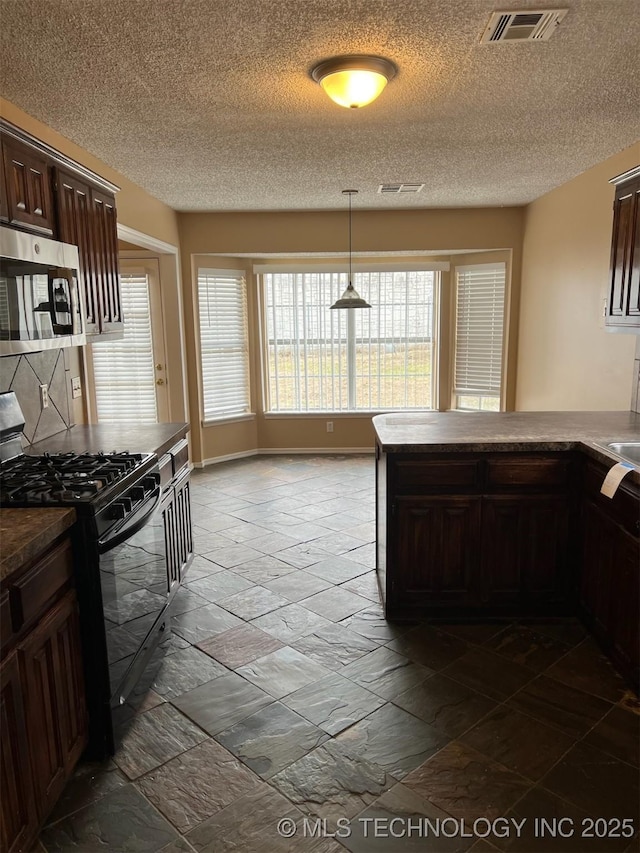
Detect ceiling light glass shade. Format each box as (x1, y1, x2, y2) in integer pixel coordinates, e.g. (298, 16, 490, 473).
(330, 282, 371, 309)
(311, 55, 396, 109)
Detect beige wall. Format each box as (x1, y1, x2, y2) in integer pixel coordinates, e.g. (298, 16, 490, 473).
(517, 143, 640, 411)
(180, 208, 525, 462)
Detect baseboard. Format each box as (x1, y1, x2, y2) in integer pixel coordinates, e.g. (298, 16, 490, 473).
(194, 446, 375, 467)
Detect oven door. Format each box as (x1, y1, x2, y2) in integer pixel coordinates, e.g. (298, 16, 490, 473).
(98, 486, 171, 707)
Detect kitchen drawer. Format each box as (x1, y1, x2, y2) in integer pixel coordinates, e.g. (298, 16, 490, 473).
(170, 437, 190, 477)
(11, 538, 73, 631)
(486, 456, 571, 490)
(393, 458, 481, 491)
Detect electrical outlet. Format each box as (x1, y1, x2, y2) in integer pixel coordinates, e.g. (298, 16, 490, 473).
(326, 421, 334, 433)
(39, 384, 49, 409)
(71, 376, 82, 399)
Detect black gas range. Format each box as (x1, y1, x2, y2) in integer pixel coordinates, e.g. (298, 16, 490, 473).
(0, 392, 175, 758)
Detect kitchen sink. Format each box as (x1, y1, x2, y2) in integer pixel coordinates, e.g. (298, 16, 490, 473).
(597, 441, 640, 466)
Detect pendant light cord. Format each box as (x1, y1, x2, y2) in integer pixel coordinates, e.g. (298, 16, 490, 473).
(348, 190, 353, 287)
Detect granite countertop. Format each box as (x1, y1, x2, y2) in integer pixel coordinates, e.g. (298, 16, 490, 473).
(25, 422, 190, 460)
(0, 507, 76, 581)
(373, 411, 640, 484)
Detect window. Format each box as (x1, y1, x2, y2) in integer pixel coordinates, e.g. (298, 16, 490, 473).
(453, 263, 506, 411)
(263, 269, 435, 412)
(197, 269, 251, 421)
(91, 271, 158, 423)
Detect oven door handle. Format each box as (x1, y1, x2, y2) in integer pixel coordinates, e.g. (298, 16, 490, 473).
(97, 487, 162, 554)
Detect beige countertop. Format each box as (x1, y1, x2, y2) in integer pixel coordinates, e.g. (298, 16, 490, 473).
(0, 507, 76, 581)
(373, 410, 640, 484)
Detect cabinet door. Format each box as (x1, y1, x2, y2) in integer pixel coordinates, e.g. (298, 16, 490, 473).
(0, 652, 38, 853)
(18, 591, 87, 820)
(393, 496, 482, 612)
(609, 528, 640, 679)
(91, 188, 122, 334)
(2, 136, 54, 235)
(580, 498, 615, 637)
(0, 138, 9, 222)
(607, 177, 640, 327)
(54, 169, 101, 334)
(481, 495, 570, 610)
(174, 470, 193, 582)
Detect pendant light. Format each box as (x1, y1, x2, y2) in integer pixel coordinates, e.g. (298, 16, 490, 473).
(330, 189, 371, 310)
(311, 55, 396, 109)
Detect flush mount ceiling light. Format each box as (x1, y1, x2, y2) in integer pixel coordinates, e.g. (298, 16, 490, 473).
(330, 190, 371, 310)
(311, 55, 396, 109)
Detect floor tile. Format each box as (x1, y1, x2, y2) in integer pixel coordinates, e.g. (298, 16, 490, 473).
(40, 785, 178, 852)
(484, 624, 572, 672)
(173, 671, 274, 735)
(197, 623, 283, 669)
(460, 705, 574, 781)
(342, 646, 432, 700)
(270, 739, 392, 822)
(291, 623, 378, 670)
(402, 741, 530, 821)
(200, 542, 265, 569)
(242, 530, 301, 554)
(158, 838, 198, 852)
(113, 703, 208, 779)
(284, 671, 386, 734)
(507, 675, 612, 738)
(44, 761, 129, 826)
(305, 555, 369, 584)
(341, 783, 474, 853)
(309, 531, 369, 555)
(503, 784, 632, 853)
(236, 646, 332, 699)
(218, 585, 290, 619)
(171, 602, 244, 643)
(583, 704, 640, 766)
(184, 570, 252, 602)
(541, 741, 640, 821)
(185, 783, 316, 852)
(167, 586, 211, 616)
(520, 618, 588, 648)
(387, 624, 469, 670)
(136, 739, 261, 833)
(438, 622, 506, 645)
(182, 555, 224, 580)
(339, 571, 381, 602)
(265, 570, 332, 602)
(216, 701, 328, 778)
(443, 647, 535, 700)
(132, 645, 227, 700)
(544, 638, 629, 702)
(231, 555, 298, 584)
(340, 607, 410, 644)
(301, 586, 371, 622)
(219, 520, 272, 543)
(336, 703, 450, 780)
(392, 673, 497, 738)
(275, 542, 334, 569)
(251, 603, 332, 643)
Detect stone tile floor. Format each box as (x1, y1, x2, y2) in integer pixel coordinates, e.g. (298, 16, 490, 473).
(36, 456, 639, 852)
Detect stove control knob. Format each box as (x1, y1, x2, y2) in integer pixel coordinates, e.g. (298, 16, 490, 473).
(120, 497, 133, 513)
(110, 502, 127, 520)
(129, 486, 145, 502)
(142, 476, 159, 492)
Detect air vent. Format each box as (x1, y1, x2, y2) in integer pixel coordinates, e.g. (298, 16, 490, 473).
(480, 9, 568, 42)
(378, 183, 425, 194)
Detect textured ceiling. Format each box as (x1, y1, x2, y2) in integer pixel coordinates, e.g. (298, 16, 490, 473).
(1, 0, 639, 211)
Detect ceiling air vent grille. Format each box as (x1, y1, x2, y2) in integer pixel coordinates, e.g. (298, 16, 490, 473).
(378, 183, 425, 194)
(480, 9, 568, 43)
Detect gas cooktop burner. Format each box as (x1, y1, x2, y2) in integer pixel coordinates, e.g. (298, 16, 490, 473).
(0, 450, 154, 506)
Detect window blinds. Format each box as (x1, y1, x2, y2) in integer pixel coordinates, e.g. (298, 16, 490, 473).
(92, 272, 158, 423)
(197, 269, 250, 420)
(454, 264, 506, 398)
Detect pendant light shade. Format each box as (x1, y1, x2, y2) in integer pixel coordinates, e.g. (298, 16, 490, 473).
(330, 190, 371, 310)
(311, 55, 396, 109)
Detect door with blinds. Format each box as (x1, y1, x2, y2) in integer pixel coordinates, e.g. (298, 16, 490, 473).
(87, 259, 169, 423)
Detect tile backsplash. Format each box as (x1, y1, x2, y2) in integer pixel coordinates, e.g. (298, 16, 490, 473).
(0, 349, 74, 444)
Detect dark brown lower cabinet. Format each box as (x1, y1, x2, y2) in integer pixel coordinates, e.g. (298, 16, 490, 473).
(0, 653, 38, 853)
(0, 538, 88, 853)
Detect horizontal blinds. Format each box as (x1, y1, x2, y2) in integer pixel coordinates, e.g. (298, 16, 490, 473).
(198, 270, 250, 420)
(454, 264, 506, 397)
(92, 272, 158, 423)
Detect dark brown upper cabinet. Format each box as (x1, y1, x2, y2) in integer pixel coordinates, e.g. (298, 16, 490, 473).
(1, 120, 123, 340)
(606, 166, 640, 330)
(1, 135, 55, 235)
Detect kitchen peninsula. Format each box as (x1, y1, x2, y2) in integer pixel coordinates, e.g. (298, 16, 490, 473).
(373, 411, 640, 688)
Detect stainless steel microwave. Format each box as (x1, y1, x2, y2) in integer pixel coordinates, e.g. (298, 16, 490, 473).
(0, 225, 86, 355)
